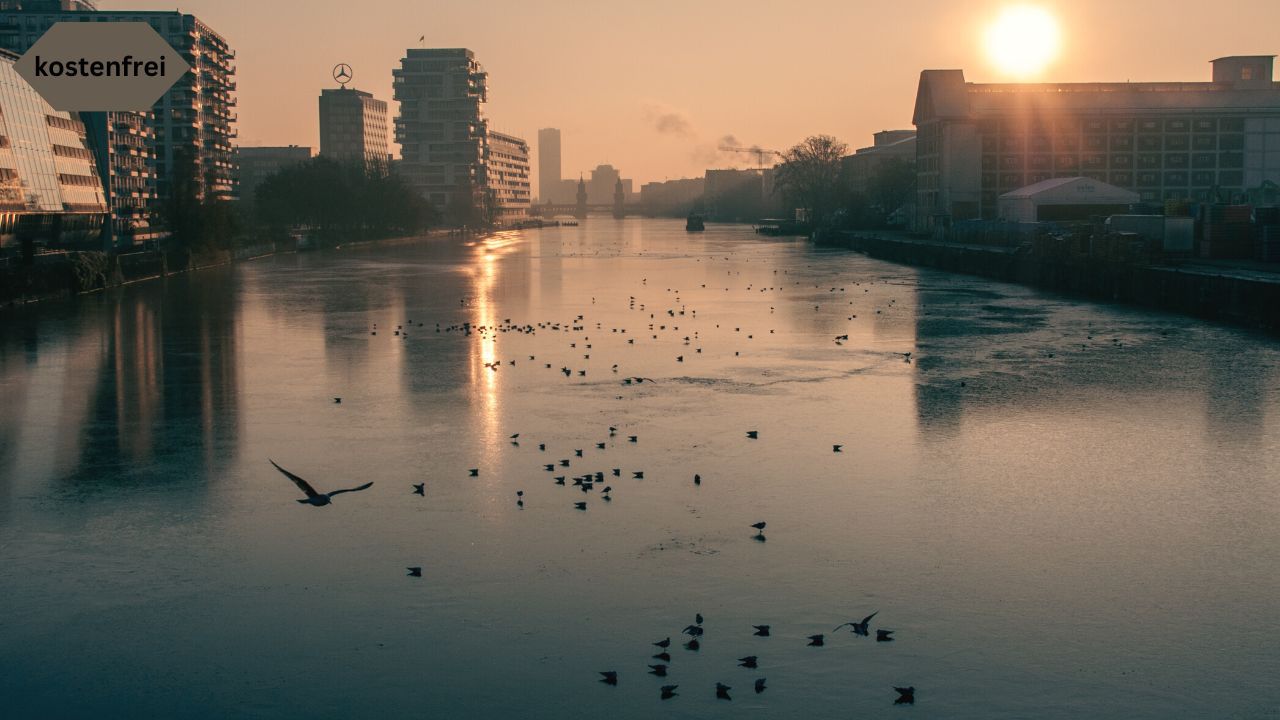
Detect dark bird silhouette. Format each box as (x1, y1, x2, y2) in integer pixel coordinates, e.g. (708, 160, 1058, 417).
(412, 483, 425, 496)
(876, 629, 895, 642)
(894, 686, 915, 705)
(652, 652, 670, 662)
(628, 436, 638, 443)
(696, 613, 704, 624)
(754, 678, 767, 694)
(333, 397, 341, 403)
(684, 638, 700, 651)
(633, 471, 645, 479)
(406, 566, 422, 577)
(648, 664, 668, 677)
(554, 476, 566, 485)
(682, 624, 704, 637)
(660, 685, 678, 700)
(738, 656, 758, 669)
(746, 430, 759, 439)
(654, 637, 671, 649)
(833, 444, 843, 452)
(716, 682, 732, 700)
(539, 443, 546, 451)
(599, 671, 618, 686)
(694, 474, 701, 485)
(574, 501, 587, 510)
(269, 460, 373, 506)
(753, 625, 770, 637)
(509, 433, 520, 439)
(596, 442, 607, 449)
(751, 521, 767, 531)
(469, 468, 479, 477)
(807, 634, 825, 647)
(834, 611, 879, 637)
(575, 449, 584, 457)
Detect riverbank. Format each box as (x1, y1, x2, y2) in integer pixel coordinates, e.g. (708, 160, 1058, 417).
(0, 228, 469, 310)
(817, 230, 1280, 333)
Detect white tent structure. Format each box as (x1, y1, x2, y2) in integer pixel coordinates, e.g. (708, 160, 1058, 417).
(998, 177, 1140, 223)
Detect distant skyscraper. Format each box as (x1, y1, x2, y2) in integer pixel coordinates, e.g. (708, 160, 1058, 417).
(538, 128, 561, 203)
(393, 48, 488, 213)
(319, 87, 388, 172)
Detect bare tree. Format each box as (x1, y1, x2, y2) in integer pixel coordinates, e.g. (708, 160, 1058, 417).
(773, 135, 849, 227)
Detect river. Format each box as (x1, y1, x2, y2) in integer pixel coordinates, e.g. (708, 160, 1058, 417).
(1, 218, 1278, 718)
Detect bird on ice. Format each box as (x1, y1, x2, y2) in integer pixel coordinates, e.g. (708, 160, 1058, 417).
(269, 460, 373, 507)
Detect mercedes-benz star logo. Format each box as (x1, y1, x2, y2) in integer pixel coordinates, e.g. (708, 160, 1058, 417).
(333, 63, 353, 86)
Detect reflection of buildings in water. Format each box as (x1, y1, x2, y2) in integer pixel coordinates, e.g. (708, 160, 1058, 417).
(67, 275, 242, 488)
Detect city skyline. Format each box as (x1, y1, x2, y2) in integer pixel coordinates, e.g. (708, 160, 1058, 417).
(100, 0, 1280, 186)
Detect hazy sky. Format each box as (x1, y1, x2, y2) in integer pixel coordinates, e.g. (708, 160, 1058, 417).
(104, 0, 1280, 189)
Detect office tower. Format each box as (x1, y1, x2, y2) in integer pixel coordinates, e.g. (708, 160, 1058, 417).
(319, 87, 388, 172)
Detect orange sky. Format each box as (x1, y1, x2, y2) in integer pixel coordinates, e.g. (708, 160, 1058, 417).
(105, 0, 1280, 189)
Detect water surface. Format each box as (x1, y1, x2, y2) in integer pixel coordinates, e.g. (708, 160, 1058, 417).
(2, 219, 1278, 718)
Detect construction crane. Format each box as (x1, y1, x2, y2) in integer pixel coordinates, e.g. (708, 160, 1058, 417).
(718, 146, 783, 171)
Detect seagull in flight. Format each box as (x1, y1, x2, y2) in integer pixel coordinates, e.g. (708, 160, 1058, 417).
(834, 611, 879, 637)
(270, 460, 373, 506)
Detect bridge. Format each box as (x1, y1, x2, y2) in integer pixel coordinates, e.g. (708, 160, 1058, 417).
(529, 203, 643, 218)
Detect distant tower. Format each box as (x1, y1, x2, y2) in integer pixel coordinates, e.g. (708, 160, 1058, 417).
(575, 175, 588, 220)
(612, 177, 626, 219)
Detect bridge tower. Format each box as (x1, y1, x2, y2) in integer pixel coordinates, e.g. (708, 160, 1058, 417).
(574, 176, 588, 220)
(612, 178, 626, 219)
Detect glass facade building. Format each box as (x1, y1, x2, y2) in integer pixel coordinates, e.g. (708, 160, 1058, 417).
(0, 51, 105, 254)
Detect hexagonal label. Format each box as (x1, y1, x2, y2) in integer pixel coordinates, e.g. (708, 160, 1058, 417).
(13, 22, 191, 112)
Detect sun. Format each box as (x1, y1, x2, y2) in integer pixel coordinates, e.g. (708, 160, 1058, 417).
(984, 5, 1061, 78)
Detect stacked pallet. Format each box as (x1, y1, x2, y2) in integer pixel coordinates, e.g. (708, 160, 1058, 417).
(1201, 205, 1255, 259)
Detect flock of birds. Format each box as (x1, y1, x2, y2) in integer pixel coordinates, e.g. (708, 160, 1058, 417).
(595, 611, 914, 705)
(267, 255, 932, 708)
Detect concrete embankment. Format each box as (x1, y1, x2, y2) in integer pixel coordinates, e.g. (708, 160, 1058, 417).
(818, 231, 1280, 333)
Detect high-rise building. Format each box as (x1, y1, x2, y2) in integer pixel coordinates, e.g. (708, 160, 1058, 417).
(586, 164, 634, 204)
(0, 8, 238, 211)
(82, 111, 158, 246)
(319, 88, 388, 172)
(537, 128, 561, 203)
(913, 55, 1280, 229)
(393, 48, 488, 212)
(235, 146, 312, 209)
(0, 50, 107, 258)
(486, 130, 530, 223)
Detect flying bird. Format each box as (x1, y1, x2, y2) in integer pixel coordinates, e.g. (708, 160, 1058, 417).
(269, 460, 373, 507)
(834, 611, 879, 637)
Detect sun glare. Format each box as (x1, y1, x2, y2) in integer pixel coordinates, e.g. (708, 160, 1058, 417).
(985, 5, 1061, 78)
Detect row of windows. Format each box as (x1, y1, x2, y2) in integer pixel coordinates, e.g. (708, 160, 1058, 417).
(981, 170, 1245, 191)
(982, 152, 1244, 171)
(58, 173, 101, 188)
(977, 117, 1245, 135)
(985, 134, 1245, 153)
